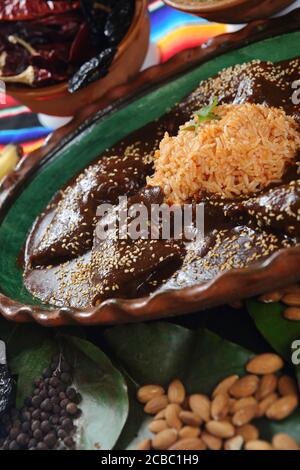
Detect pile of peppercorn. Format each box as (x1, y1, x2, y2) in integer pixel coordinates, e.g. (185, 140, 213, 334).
(0, 354, 82, 450)
(0, 0, 135, 91)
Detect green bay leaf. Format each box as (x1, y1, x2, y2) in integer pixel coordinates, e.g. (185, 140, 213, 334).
(61, 335, 128, 450)
(105, 323, 254, 449)
(246, 299, 300, 361)
(105, 322, 300, 449)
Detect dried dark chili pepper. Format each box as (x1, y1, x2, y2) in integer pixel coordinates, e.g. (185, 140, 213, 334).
(0, 0, 80, 21)
(79, 0, 135, 50)
(0, 0, 135, 89)
(69, 22, 92, 65)
(0, 13, 83, 85)
(68, 46, 116, 93)
(0, 341, 14, 417)
(104, 0, 135, 46)
(79, 0, 111, 50)
(1, 13, 83, 47)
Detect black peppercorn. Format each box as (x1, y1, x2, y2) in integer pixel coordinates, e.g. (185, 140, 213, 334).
(44, 432, 57, 449)
(33, 429, 43, 441)
(63, 436, 75, 448)
(21, 421, 31, 433)
(0, 354, 80, 451)
(61, 418, 73, 431)
(60, 398, 69, 409)
(40, 421, 51, 434)
(32, 396, 42, 408)
(9, 427, 19, 439)
(57, 429, 66, 439)
(41, 399, 52, 412)
(8, 440, 19, 450)
(36, 442, 48, 450)
(31, 421, 40, 432)
(16, 433, 29, 447)
(66, 403, 78, 415)
(28, 438, 37, 448)
(32, 409, 41, 420)
(60, 372, 72, 385)
(49, 377, 60, 388)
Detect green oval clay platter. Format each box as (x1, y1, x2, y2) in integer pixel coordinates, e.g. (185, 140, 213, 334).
(0, 11, 299, 325)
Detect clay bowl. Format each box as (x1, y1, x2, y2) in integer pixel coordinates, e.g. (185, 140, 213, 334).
(5, 0, 150, 117)
(163, 0, 296, 24)
(0, 10, 299, 326)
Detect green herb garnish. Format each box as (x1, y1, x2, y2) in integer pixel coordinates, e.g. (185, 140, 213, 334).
(183, 97, 221, 131)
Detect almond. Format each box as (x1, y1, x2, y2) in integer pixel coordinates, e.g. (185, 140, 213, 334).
(137, 385, 165, 404)
(272, 433, 299, 450)
(152, 428, 178, 450)
(168, 438, 206, 451)
(179, 426, 201, 439)
(224, 435, 244, 450)
(179, 410, 202, 427)
(255, 374, 277, 401)
(165, 403, 182, 430)
(229, 375, 259, 398)
(257, 393, 278, 417)
(168, 379, 186, 405)
(266, 395, 298, 421)
(278, 375, 298, 397)
(136, 439, 151, 450)
(212, 375, 239, 398)
(144, 395, 169, 415)
(154, 409, 166, 420)
(206, 421, 235, 439)
(232, 405, 257, 426)
(201, 431, 222, 450)
(258, 291, 282, 303)
(189, 394, 211, 422)
(148, 419, 168, 434)
(229, 398, 237, 414)
(284, 307, 300, 321)
(246, 353, 284, 375)
(211, 394, 229, 421)
(231, 397, 257, 414)
(284, 284, 300, 295)
(236, 424, 259, 442)
(282, 293, 300, 307)
(245, 440, 273, 451)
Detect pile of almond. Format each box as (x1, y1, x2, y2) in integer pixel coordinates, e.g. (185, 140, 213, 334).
(136, 353, 300, 451)
(258, 283, 300, 321)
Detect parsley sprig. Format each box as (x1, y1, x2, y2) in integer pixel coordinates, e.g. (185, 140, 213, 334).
(183, 97, 221, 131)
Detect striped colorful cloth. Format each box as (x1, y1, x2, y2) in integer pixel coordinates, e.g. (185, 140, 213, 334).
(0, 1, 227, 155)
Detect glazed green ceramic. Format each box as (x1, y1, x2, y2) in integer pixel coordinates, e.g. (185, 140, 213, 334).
(0, 31, 299, 308)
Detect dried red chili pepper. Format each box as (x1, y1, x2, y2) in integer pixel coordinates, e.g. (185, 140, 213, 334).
(0, 0, 80, 21)
(0, 0, 136, 90)
(0, 12, 83, 84)
(69, 22, 93, 65)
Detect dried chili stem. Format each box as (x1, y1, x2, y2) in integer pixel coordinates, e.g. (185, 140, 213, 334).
(94, 2, 112, 13)
(0, 66, 35, 85)
(8, 35, 37, 56)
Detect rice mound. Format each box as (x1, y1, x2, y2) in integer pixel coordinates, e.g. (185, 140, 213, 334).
(147, 103, 300, 204)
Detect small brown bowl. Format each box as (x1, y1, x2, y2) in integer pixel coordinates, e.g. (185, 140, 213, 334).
(163, 0, 296, 24)
(5, 0, 150, 117)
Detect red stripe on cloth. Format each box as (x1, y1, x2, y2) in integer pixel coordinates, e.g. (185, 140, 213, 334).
(0, 94, 19, 109)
